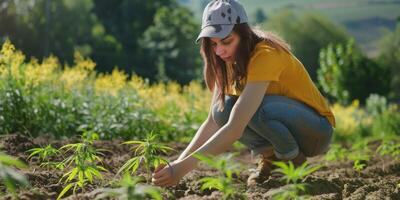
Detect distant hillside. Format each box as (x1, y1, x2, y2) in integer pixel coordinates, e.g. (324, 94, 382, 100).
(179, 0, 400, 57)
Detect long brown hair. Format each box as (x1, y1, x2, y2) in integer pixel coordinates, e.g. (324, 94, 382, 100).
(200, 23, 291, 111)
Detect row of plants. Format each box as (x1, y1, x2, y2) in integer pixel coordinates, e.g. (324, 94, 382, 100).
(0, 40, 209, 141)
(1, 128, 398, 199)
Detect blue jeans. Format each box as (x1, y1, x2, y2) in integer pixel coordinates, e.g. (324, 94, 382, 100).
(212, 95, 334, 159)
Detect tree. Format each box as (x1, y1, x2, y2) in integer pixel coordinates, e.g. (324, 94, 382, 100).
(0, 0, 120, 71)
(92, 0, 175, 77)
(378, 23, 400, 101)
(264, 9, 349, 81)
(139, 5, 202, 84)
(318, 39, 391, 105)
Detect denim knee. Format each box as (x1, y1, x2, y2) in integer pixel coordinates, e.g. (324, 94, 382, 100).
(212, 96, 237, 127)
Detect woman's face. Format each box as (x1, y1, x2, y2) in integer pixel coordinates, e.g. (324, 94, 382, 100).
(210, 31, 241, 64)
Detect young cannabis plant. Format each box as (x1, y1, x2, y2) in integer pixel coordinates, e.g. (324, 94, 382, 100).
(56, 131, 107, 200)
(95, 173, 163, 200)
(194, 153, 246, 200)
(323, 144, 347, 162)
(27, 144, 61, 169)
(117, 132, 173, 183)
(270, 161, 321, 200)
(0, 152, 29, 198)
(348, 140, 371, 173)
(377, 138, 400, 160)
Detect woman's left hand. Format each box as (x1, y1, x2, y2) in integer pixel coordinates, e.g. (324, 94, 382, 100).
(152, 159, 191, 187)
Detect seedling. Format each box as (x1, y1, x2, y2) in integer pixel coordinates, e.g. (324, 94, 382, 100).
(0, 152, 29, 198)
(375, 138, 400, 171)
(56, 131, 107, 200)
(323, 144, 347, 162)
(353, 160, 366, 174)
(270, 161, 321, 199)
(117, 132, 173, 183)
(26, 144, 61, 169)
(95, 173, 163, 200)
(348, 140, 371, 174)
(194, 153, 246, 200)
(377, 138, 400, 160)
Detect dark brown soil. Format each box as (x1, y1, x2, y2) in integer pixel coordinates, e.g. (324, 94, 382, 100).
(1, 133, 399, 199)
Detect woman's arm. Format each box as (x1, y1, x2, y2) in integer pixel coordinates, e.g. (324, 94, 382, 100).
(177, 87, 220, 161)
(183, 81, 270, 158)
(153, 81, 270, 186)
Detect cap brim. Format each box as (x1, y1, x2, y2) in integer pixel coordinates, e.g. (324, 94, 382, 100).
(196, 24, 234, 43)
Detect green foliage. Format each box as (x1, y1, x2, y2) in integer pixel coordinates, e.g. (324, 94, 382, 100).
(376, 137, 400, 160)
(0, 152, 29, 198)
(194, 153, 246, 200)
(272, 161, 322, 185)
(264, 9, 349, 81)
(0, 0, 200, 83)
(0, 40, 206, 140)
(348, 140, 372, 163)
(139, 5, 202, 84)
(56, 131, 107, 200)
(318, 39, 391, 105)
(270, 161, 321, 200)
(117, 132, 173, 183)
(365, 94, 388, 118)
(26, 144, 60, 168)
(371, 104, 400, 138)
(0, 0, 119, 68)
(95, 174, 163, 200)
(353, 160, 366, 173)
(323, 144, 347, 162)
(325, 140, 372, 173)
(378, 23, 400, 100)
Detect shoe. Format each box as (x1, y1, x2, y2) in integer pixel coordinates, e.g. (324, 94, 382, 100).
(288, 151, 307, 167)
(247, 151, 307, 186)
(247, 153, 278, 186)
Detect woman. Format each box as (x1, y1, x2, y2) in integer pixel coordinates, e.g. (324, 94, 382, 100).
(152, 0, 335, 187)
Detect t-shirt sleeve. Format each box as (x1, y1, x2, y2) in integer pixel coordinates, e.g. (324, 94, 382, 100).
(247, 49, 285, 82)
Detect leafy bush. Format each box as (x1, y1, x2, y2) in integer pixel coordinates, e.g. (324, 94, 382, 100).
(0, 40, 210, 141)
(318, 39, 391, 105)
(371, 104, 400, 137)
(378, 23, 400, 100)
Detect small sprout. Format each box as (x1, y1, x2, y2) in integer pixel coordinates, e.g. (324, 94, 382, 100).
(348, 140, 371, 173)
(270, 161, 321, 199)
(194, 153, 246, 200)
(26, 144, 60, 169)
(324, 144, 346, 162)
(377, 138, 400, 160)
(95, 173, 163, 200)
(118, 131, 173, 183)
(353, 160, 366, 173)
(0, 151, 30, 198)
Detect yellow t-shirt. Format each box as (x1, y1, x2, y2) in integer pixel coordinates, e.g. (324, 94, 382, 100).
(227, 41, 336, 127)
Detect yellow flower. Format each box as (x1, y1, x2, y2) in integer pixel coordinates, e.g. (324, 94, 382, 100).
(95, 68, 127, 96)
(60, 52, 96, 90)
(0, 40, 25, 80)
(332, 99, 372, 136)
(25, 56, 60, 87)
